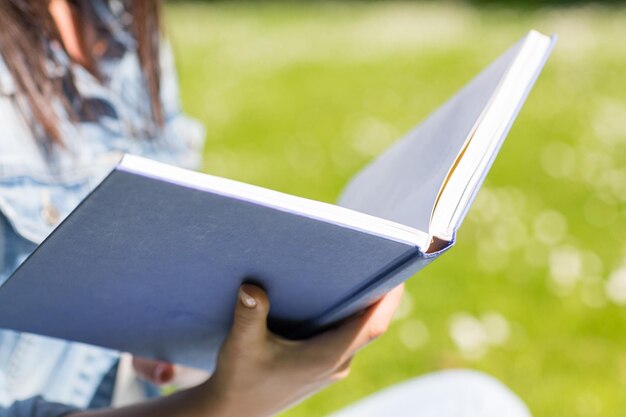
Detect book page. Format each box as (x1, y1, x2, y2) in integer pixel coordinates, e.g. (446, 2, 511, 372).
(432, 32, 555, 238)
(338, 37, 526, 235)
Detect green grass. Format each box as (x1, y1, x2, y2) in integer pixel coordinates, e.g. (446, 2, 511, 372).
(165, 3, 626, 417)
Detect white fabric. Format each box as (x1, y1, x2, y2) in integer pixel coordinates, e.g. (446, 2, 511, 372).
(328, 370, 531, 417)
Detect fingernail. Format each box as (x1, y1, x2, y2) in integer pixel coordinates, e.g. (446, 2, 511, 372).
(239, 287, 257, 308)
(154, 364, 168, 384)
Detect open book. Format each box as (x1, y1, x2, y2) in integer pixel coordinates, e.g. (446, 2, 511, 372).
(0, 31, 556, 371)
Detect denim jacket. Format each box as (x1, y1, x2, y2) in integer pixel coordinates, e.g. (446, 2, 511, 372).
(0, 2, 205, 409)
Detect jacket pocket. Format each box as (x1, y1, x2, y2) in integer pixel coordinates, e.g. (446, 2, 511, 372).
(0, 176, 92, 244)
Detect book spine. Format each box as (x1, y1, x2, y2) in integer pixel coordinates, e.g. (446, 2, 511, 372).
(286, 236, 455, 339)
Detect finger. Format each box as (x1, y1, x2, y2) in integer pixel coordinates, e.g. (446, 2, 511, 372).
(334, 355, 353, 374)
(132, 357, 175, 385)
(309, 284, 405, 360)
(229, 284, 270, 346)
(331, 356, 353, 381)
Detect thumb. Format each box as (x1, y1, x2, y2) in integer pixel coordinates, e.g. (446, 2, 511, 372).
(230, 284, 270, 345)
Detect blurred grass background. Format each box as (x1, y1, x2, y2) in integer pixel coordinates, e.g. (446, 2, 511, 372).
(164, 2, 626, 417)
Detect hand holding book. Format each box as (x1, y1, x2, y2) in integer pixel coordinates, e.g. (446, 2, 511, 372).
(199, 283, 404, 417)
(68, 284, 403, 417)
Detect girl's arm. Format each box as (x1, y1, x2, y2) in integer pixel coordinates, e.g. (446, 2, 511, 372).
(69, 283, 404, 417)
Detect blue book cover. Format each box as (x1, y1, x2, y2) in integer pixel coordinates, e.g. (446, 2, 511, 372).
(0, 31, 555, 371)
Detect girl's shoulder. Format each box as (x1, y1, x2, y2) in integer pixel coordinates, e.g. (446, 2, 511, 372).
(0, 7, 205, 242)
(0, 45, 205, 245)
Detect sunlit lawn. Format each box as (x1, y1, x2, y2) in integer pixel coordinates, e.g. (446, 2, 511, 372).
(165, 3, 626, 417)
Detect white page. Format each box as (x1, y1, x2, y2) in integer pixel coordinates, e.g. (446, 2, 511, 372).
(338, 36, 527, 234)
(432, 32, 556, 238)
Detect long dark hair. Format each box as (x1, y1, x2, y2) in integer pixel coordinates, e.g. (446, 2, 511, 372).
(0, 0, 163, 145)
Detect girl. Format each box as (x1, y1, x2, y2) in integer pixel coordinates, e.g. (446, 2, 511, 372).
(0, 1, 531, 416)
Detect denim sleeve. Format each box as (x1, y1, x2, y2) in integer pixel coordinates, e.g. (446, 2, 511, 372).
(0, 208, 37, 286)
(1, 397, 80, 417)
